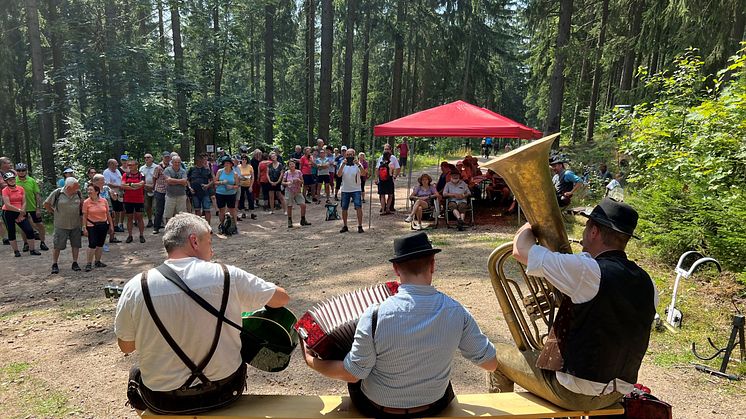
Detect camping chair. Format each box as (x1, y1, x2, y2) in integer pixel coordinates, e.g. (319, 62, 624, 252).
(408, 197, 440, 230)
(444, 197, 475, 229)
(325, 202, 340, 221)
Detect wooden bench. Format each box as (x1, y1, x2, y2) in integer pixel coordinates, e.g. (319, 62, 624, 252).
(142, 392, 624, 418)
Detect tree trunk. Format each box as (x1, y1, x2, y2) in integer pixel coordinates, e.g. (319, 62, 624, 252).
(170, 0, 189, 160)
(544, 0, 573, 144)
(105, 0, 125, 157)
(157, 0, 166, 52)
(569, 54, 589, 144)
(605, 57, 622, 110)
(6, 80, 21, 164)
(318, 0, 333, 141)
(214, 4, 224, 145)
(264, 3, 275, 145)
(47, 0, 68, 140)
(461, 2, 473, 102)
(390, 0, 406, 122)
(619, 0, 644, 93)
(584, 0, 610, 143)
(341, 0, 356, 148)
(305, 0, 315, 146)
(358, 3, 371, 152)
(25, 0, 55, 185)
(22, 97, 32, 172)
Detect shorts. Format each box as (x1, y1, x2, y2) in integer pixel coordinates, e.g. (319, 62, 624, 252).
(303, 174, 316, 185)
(377, 180, 394, 195)
(29, 211, 43, 223)
(53, 227, 82, 250)
(216, 193, 236, 209)
(86, 223, 109, 248)
(285, 191, 306, 207)
(317, 174, 331, 185)
(124, 202, 144, 214)
(268, 183, 282, 192)
(191, 195, 212, 210)
(447, 201, 469, 213)
(341, 191, 362, 210)
(400, 156, 408, 167)
(111, 199, 124, 212)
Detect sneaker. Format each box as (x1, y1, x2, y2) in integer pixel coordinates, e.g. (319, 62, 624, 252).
(40, 241, 49, 251)
(404, 216, 412, 223)
(152, 229, 160, 235)
(14, 250, 21, 257)
(110, 237, 121, 243)
(71, 262, 81, 271)
(358, 226, 364, 233)
(114, 225, 124, 233)
(103, 244, 110, 252)
(340, 226, 349, 233)
(139, 236, 146, 243)
(125, 236, 133, 243)
(22, 242, 29, 252)
(30, 249, 41, 256)
(3, 238, 10, 245)
(84, 264, 92, 272)
(95, 261, 107, 268)
(146, 220, 153, 228)
(51, 263, 59, 274)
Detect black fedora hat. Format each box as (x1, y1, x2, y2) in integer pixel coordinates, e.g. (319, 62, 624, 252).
(580, 197, 640, 239)
(389, 232, 442, 263)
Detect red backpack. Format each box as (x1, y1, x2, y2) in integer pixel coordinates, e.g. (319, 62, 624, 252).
(378, 160, 390, 182)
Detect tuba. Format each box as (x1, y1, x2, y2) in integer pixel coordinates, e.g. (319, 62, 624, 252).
(482, 133, 572, 352)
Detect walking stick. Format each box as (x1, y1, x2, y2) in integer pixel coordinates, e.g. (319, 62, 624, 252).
(368, 137, 376, 229)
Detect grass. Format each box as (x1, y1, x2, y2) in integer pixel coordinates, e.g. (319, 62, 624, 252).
(0, 361, 78, 418)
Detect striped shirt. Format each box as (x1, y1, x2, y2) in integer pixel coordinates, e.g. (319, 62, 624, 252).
(344, 284, 496, 409)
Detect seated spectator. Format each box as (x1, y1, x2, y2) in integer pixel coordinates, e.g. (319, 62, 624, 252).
(405, 173, 439, 229)
(442, 171, 471, 231)
(436, 162, 456, 214)
(484, 169, 512, 207)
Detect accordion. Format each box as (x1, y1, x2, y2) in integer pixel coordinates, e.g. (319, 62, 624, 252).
(294, 281, 400, 360)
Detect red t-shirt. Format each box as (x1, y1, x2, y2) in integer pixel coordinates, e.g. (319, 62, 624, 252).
(397, 142, 409, 158)
(2, 185, 25, 211)
(122, 172, 145, 203)
(258, 160, 271, 183)
(299, 156, 313, 176)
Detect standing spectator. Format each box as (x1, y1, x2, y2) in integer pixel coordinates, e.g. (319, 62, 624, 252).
(258, 154, 272, 212)
(406, 173, 439, 229)
(122, 159, 147, 243)
(316, 138, 326, 154)
(82, 184, 114, 271)
(57, 167, 74, 188)
(396, 138, 409, 177)
(14, 163, 48, 251)
(549, 155, 583, 208)
(315, 149, 332, 203)
(337, 148, 365, 233)
(0, 156, 14, 245)
(358, 152, 369, 203)
(376, 143, 401, 212)
(272, 147, 285, 165)
(163, 156, 188, 220)
(151, 152, 171, 234)
(104, 159, 125, 232)
(442, 171, 471, 231)
(250, 149, 263, 208)
(310, 149, 320, 203)
(504, 142, 512, 153)
(597, 163, 613, 182)
(92, 174, 120, 247)
(267, 152, 286, 214)
(84, 167, 97, 193)
(120, 155, 130, 174)
(291, 145, 303, 161)
(326, 146, 337, 200)
(375, 151, 395, 216)
(44, 177, 83, 274)
(333, 146, 346, 200)
(187, 154, 214, 225)
(282, 160, 310, 228)
(483, 137, 492, 158)
(299, 147, 315, 204)
(215, 156, 240, 229)
(2, 172, 40, 257)
(139, 153, 157, 228)
(237, 155, 256, 220)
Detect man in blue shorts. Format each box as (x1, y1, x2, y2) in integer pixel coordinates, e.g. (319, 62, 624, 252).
(336, 148, 364, 233)
(187, 154, 215, 225)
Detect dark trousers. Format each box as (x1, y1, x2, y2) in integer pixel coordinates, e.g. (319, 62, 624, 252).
(238, 186, 254, 210)
(347, 380, 454, 419)
(3, 210, 34, 241)
(153, 191, 166, 229)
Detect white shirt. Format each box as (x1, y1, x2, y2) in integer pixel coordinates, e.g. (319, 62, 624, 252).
(339, 164, 362, 193)
(376, 155, 400, 171)
(114, 257, 277, 391)
(140, 163, 157, 186)
(104, 168, 122, 188)
(526, 245, 659, 396)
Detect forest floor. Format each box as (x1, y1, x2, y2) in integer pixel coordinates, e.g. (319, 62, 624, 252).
(1, 160, 744, 418)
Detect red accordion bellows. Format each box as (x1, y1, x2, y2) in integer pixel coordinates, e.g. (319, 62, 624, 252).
(295, 281, 399, 360)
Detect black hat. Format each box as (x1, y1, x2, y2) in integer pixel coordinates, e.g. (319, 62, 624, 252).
(580, 197, 640, 239)
(389, 232, 442, 263)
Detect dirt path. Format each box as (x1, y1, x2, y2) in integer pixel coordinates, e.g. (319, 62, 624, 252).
(1, 164, 744, 418)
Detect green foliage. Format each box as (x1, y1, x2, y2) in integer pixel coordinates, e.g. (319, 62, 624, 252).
(617, 48, 746, 271)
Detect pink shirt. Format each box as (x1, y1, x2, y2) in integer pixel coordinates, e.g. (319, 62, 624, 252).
(300, 156, 313, 175)
(283, 170, 303, 194)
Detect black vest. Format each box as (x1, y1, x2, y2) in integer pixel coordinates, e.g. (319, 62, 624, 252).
(553, 169, 574, 195)
(539, 251, 655, 385)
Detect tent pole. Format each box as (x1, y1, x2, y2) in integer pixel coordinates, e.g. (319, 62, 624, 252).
(368, 137, 376, 229)
(405, 139, 414, 212)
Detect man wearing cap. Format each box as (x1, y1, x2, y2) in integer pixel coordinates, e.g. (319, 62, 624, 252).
(14, 163, 49, 251)
(488, 198, 658, 411)
(549, 155, 583, 208)
(303, 232, 498, 417)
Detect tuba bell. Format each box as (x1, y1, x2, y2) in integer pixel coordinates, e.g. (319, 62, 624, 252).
(482, 133, 572, 352)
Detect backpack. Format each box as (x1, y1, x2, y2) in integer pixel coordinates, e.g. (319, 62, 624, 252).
(378, 160, 391, 182)
(52, 188, 84, 214)
(219, 214, 238, 236)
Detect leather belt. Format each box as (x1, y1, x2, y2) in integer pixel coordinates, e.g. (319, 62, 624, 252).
(367, 398, 436, 415)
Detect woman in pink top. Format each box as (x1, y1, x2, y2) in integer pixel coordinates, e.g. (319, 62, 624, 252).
(1, 172, 39, 257)
(282, 159, 311, 228)
(82, 184, 114, 271)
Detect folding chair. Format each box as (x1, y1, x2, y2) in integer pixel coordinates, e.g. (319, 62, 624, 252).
(408, 198, 440, 230)
(444, 197, 475, 229)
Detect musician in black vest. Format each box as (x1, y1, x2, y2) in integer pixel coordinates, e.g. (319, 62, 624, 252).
(550, 155, 583, 207)
(114, 212, 290, 414)
(490, 198, 658, 410)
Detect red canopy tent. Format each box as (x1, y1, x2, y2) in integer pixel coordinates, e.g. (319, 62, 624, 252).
(373, 100, 541, 139)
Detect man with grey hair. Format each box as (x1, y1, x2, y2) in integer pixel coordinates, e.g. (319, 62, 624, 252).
(163, 156, 188, 220)
(44, 177, 83, 274)
(115, 213, 290, 414)
(104, 158, 125, 232)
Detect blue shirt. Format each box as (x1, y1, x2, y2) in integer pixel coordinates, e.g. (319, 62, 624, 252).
(343, 284, 496, 408)
(216, 169, 237, 195)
